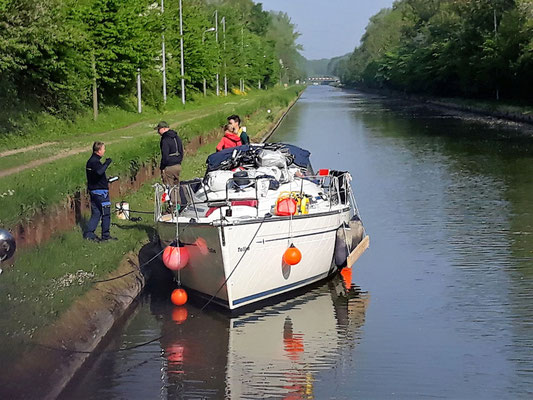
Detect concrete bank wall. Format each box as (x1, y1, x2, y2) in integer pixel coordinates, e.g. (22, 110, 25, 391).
(426, 99, 533, 125)
(2, 254, 144, 399)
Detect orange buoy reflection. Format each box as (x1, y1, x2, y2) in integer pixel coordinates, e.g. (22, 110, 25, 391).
(194, 237, 209, 255)
(340, 267, 352, 289)
(171, 307, 188, 324)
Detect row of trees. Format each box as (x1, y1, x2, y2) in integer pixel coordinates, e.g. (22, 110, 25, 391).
(333, 0, 533, 101)
(0, 0, 306, 130)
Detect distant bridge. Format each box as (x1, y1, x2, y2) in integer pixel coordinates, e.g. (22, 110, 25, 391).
(307, 76, 340, 85)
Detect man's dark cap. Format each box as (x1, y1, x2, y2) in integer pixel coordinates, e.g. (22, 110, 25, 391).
(155, 121, 169, 130)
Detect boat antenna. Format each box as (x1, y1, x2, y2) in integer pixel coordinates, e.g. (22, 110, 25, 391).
(288, 166, 294, 247)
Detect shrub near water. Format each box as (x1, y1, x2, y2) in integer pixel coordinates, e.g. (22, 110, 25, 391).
(0, 87, 302, 228)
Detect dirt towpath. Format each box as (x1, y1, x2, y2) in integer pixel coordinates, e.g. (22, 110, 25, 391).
(0, 108, 231, 179)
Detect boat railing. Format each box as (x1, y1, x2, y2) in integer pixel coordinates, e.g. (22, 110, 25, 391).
(154, 172, 352, 221)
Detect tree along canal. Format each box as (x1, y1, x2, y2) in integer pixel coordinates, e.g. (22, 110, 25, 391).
(60, 86, 533, 399)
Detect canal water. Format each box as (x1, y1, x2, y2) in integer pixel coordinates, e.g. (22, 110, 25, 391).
(61, 86, 533, 399)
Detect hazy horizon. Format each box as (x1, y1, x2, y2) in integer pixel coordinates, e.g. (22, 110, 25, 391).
(260, 0, 395, 60)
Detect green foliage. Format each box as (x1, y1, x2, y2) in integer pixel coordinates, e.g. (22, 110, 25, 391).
(0, 0, 90, 126)
(337, 0, 533, 101)
(73, 0, 160, 99)
(0, 0, 304, 137)
(266, 11, 306, 83)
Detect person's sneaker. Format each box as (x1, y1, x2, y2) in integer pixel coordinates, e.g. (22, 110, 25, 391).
(84, 235, 100, 242)
(101, 236, 118, 241)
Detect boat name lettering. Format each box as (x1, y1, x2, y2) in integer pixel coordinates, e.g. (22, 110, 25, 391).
(238, 246, 250, 252)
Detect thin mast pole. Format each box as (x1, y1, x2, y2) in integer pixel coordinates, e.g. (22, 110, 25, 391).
(161, 0, 167, 103)
(179, 0, 185, 105)
(137, 68, 142, 113)
(215, 10, 219, 96)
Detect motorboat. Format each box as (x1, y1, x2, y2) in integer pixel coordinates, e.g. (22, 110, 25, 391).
(154, 143, 369, 310)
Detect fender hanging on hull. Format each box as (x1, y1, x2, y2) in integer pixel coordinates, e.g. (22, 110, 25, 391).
(334, 215, 364, 268)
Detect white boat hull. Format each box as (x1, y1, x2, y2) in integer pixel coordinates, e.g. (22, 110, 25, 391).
(158, 209, 351, 310)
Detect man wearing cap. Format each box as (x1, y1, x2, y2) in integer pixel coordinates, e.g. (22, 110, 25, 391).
(156, 121, 184, 209)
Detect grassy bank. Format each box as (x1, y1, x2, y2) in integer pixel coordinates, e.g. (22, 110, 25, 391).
(0, 87, 303, 228)
(0, 92, 299, 368)
(0, 92, 253, 152)
(0, 87, 300, 171)
(0, 183, 156, 345)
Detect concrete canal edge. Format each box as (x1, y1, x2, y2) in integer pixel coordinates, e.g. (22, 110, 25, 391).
(4, 252, 145, 400)
(261, 89, 304, 143)
(3, 88, 306, 399)
(425, 99, 533, 125)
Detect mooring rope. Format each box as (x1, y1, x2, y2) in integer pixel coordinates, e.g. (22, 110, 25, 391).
(91, 247, 165, 284)
(115, 202, 153, 215)
(27, 246, 167, 355)
(200, 214, 268, 311)
(27, 216, 265, 355)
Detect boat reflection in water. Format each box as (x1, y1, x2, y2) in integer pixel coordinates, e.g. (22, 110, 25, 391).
(157, 272, 369, 399)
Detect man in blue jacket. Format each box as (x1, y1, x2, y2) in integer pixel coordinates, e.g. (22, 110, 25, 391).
(156, 121, 184, 210)
(84, 141, 116, 241)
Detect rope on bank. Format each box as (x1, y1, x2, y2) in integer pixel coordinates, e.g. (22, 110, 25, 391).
(91, 247, 165, 284)
(32, 334, 166, 355)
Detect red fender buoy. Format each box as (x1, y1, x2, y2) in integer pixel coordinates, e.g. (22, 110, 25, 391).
(163, 246, 189, 271)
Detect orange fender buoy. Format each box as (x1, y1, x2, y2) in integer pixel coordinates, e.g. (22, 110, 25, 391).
(171, 288, 188, 306)
(283, 244, 302, 265)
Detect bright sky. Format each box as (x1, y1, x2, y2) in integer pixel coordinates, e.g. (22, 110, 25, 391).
(260, 0, 395, 60)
